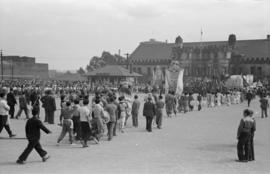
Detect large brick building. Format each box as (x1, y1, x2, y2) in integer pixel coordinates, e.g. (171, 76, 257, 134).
(129, 35, 270, 82)
(1, 56, 49, 79)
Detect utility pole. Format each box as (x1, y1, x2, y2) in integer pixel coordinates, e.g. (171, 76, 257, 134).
(125, 53, 133, 74)
(125, 53, 129, 69)
(0, 50, 3, 80)
(11, 58, 14, 80)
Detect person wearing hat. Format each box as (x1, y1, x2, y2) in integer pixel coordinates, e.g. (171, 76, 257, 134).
(143, 96, 156, 132)
(236, 109, 256, 162)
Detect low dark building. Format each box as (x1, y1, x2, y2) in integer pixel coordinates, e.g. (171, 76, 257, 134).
(1, 56, 49, 79)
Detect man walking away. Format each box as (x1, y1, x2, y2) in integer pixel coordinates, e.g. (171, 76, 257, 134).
(105, 97, 117, 141)
(131, 95, 140, 128)
(246, 90, 253, 107)
(259, 95, 269, 118)
(143, 97, 156, 132)
(155, 95, 164, 129)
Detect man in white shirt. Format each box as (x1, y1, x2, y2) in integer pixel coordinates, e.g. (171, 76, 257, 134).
(79, 99, 91, 147)
(0, 90, 16, 138)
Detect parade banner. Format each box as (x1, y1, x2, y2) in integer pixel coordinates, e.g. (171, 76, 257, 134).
(242, 74, 253, 85)
(176, 69, 184, 95)
(165, 68, 184, 94)
(152, 66, 164, 87)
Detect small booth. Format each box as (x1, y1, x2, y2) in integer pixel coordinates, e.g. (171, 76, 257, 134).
(84, 65, 141, 84)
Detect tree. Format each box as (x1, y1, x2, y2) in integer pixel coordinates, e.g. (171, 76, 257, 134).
(77, 67, 86, 74)
(85, 51, 127, 72)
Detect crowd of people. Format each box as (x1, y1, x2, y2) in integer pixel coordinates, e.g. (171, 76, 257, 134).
(0, 79, 269, 164)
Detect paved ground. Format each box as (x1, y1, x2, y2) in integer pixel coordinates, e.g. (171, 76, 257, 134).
(0, 95, 269, 174)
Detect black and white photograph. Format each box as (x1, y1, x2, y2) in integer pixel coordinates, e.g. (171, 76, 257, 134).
(0, 0, 269, 173)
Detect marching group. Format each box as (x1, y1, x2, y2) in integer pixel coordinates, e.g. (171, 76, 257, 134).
(0, 82, 269, 165)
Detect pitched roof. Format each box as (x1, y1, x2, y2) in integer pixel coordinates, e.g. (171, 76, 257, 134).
(130, 38, 270, 61)
(130, 41, 174, 62)
(85, 65, 141, 77)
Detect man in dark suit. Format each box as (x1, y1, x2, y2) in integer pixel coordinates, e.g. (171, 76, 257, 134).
(7, 88, 17, 119)
(16, 107, 51, 164)
(41, 89, 56, 124)
(143, 97, 156, 132)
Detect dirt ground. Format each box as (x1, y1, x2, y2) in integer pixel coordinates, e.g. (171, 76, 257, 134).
(0, 95, 269, 174)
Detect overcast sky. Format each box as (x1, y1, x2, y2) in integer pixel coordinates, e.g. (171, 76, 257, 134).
(0, 0, 269, 71)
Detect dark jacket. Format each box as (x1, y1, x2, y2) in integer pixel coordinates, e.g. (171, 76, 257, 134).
(113, 101, 121, 120)
(246, 92, 253, 100)
(25, 117, 50, 141)
(143, 101, 156, 118)
(19, 95, 28, 108)
(237, 117, 255, 139)
(259, 98, 269, 109)
(41, 95, 56, 112)
(30, 91, 40, 106)
(105, 103, 117, 122)
(131, 99, 140, 115)
(7, 92, 17, 106)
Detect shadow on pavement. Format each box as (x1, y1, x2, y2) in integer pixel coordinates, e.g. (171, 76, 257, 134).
(0, 137, 26, 140)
